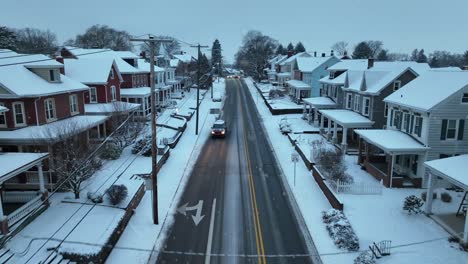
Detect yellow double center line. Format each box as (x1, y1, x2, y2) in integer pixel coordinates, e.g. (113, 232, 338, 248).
(240, 103, 266, 264)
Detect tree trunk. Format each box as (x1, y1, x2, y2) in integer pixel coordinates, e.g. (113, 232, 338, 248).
(74, 190, 80, 199)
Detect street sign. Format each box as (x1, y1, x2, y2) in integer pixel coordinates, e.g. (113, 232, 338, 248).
(291, 153, 300, 163)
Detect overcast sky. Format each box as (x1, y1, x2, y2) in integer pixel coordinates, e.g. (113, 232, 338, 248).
(1, 0, 467, 63)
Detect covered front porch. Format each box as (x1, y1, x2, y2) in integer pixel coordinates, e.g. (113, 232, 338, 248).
(277, 72, 290, 87)
(0, 152, 49, 234)
(319, 109, 374, 153)
(355, 129, 429, 188)
(286, 80, 311, 103)
(302, 97, 337, 125)
(425, 155, 468, 243)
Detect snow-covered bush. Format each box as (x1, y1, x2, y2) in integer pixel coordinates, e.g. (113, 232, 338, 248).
(131, 136, 151, 156)
(441, 192, 452, 203)
(354, 251, 376, 264)
(87, 191, 103, 203)
(269, 89, 284, 99)
(100, 143, 122, 160)
(403, 195, 424, 214)
(315, 146, 353, 184)
(106, 184, 128, 205)
(421, 191, 437, 201)
(322, 209, 360, 251)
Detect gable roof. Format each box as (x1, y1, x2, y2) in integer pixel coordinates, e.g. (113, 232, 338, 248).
(136, 59, 165, 73)
(280, 52, 311, 66)
(173, 53, 193, 63)
(64, 58, 123, 84)
(0, 50, 63, 68)
(296, 56, 338, 72)
(384, 71, 468, 111)
(328, 60, 430, 75)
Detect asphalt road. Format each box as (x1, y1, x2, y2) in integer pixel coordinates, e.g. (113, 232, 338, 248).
(157, 79, 312, 264)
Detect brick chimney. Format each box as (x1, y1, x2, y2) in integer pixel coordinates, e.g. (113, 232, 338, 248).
(140, 51, 146, 59)
(55, 56, 65, 74)
(321, 53, 326, 57)
(287, 50, 294, 58)
(368, 57, 374, 69)
(314, 51, 317, 57)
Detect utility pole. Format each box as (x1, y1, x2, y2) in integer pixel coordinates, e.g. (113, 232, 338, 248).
(190, 44, 208, 135)
(131, 36, 172, 225)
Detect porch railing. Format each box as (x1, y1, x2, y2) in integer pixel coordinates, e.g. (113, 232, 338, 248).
(7, 195, 43, 226)
(3, 191, 39, 203)
(330, 180, 383, 195)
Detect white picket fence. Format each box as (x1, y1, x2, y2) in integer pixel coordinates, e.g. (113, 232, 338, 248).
(330, 180, 383, 195)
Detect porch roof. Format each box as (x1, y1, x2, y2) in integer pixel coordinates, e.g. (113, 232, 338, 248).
(0, 152, 49, 183)
(286, 80, 311, 90)
(320, 109, 374, 128)
(84, 102, 141, 115)
(425, 155, 468, 190)
(302, 97, 337, 108)
(277, 72, 290, 78)
(0, 115, 109, 145)
(120, 87, 152, 97)
(355, 129, 430, 154)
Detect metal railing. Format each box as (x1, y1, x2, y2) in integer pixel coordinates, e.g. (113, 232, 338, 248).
(7, 195, 43, 226)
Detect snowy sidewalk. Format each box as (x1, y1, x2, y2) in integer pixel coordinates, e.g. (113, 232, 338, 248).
(244, 78, 468, 264)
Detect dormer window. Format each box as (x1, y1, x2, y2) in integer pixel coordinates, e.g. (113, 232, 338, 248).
(462, 93, 468, 103)
(329, 71, 335, 79)
(393, 80, 401, 91)
(49, 69, 60, 82)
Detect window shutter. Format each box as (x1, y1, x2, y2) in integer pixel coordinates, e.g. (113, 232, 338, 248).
(458, 119, 465, 140)
(389, 110, 394, 127)
(410, 115, 414, 134)
(440, 119, 447, 140)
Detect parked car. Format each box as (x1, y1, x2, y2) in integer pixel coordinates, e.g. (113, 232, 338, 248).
(212, 92, 222, 102)
(211, 120, 227, 138)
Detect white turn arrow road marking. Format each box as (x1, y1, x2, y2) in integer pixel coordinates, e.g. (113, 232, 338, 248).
(177, 200, 205, 226)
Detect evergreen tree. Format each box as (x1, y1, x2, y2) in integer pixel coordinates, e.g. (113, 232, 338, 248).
(352, 42, 373, 59)
(211, 39, 222, 75)
(429, 56, 439, 67)
(377, 49, 389, 61)
(286, 42, 294, 52)
(410, 49, 419, 61)
(200, 53, 211, 74)
(417, 49, 428, 63)
(294, 42, 306, 53)
(276, 44, 285, 55)
(0, 26, 16, 50)
(463, 50, 468, 66)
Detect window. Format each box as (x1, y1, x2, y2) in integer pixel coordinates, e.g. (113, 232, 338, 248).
(462, 93, 468, 103)
(89, 87, 97, 103)
(110, 69, 114, 80)
(393, 80, 401, 91)
(384, 103, 388, 117)
(441, 119, 464, 140)
(329, 71, 335, 79)
(44, 98, 56, 122)
(0, 102, 6, 127)
(346, 93, 353, 109)
(413, 116, 423, 137)
(393, 110, 402, 129)
(111, 86, 117, 101)
(49, 69, 59, 82)
(12, 102, 25, 126)
(69, 94, 79, 114)
(403, 112, 410, 132)
(333, 86, 338, 98)
(354, 94, 360, 112)
(362, 97, 370, 116)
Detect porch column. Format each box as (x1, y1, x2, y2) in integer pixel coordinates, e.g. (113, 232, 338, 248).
(358, 136, 363, 164)
(86, 130, 90, 145)
(97, 124, 101, 139)
(341, 126, 348, 152)
(425, 171, 436, 214)
(37, 164, 45, 193)
(314, 108, 319, 125)
(465, 207, 468, 242)
(320, 114, 325, 133)
(102, 122, 107, 138)
(388, 154, 395, 188)
(303, 104, 307, 119)
(327, 118, 332, 139)
(332, 121, 338, 143)
(0, 193, 7, 235)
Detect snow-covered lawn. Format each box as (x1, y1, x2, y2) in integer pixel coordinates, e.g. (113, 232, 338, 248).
(244, 77, 468, 264)
(255, 82, 304, 110)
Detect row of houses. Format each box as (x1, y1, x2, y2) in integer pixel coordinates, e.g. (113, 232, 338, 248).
(0, 47, 194, 234)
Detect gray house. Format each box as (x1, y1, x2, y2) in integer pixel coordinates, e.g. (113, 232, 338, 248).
(356, 70, 468, 188)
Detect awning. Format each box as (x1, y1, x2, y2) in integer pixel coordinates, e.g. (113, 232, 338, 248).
(0, 115, 109, 145)
(85, 102, 141, 115)
(0, 152, 49, 183)
(355, 129, 430, 154)
(286, 80, 311, 90)
(425, 155, 468, 190)
(302, 97, 337, 109)
(320, 109, 374, 128)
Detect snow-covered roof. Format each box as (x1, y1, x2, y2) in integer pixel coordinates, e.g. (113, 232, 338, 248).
(0, 65, 88, 98)
(173, 54, 193, 63)
(384, 71, 468, 112)
(328, 59, 368, 71)
(425, 154, 468, 189)
(120, 87, 151, 97)
(85, 102, 141, 114)
(302, 97, 337, 108)
(136, 59, 165, 72)
(0, 50, 63, 68)
(277, 72, 291, 77)
(64, 58, 122, 84)
(286, 80, 311, 89)
(170, 59, 179, 68)
(429, 67, 462, 72)
(280, 52, 311, 66)
(328, 60, 430, 75)
(113, 51, 139, 59)
(320, 109, 374, 128)
(355, 129, 429, 154)
(320, 72, 347, 85)
(0, 115, 109, 144)
(0, 152, 49, 182)
(296, 56, 336, 72)
(0, 106, 8, 113)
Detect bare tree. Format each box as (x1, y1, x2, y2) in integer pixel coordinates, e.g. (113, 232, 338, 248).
(0, 26, 16, 50)
(387, 52, 410, 61)
(109, 102, 145, 148)
(70, 24, 133, 51)
(14, 27, 58, 54)
(331, 41, 348, 56)
(366, 40, 384, 58)
(140, 35, 181, 57)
